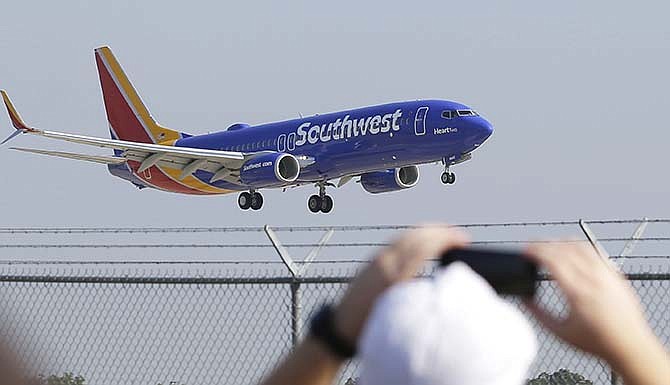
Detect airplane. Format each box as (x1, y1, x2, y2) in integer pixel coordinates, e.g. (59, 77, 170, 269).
(1, 46, 493, 214)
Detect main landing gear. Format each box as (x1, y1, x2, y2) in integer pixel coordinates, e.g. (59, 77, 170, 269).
(308, 182, 334, 214)
(238, 191, 264, 211)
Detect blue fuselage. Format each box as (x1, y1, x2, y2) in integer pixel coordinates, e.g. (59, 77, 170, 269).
(172, 99, 493, 190)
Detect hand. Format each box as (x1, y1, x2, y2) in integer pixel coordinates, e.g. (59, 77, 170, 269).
(333, 225, 470, 346)
(524, 241, 669, 381)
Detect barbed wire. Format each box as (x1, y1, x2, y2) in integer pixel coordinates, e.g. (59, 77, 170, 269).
(2, 237, 670, 249)
(0, 218, 665, 234)
(0, 259, 370, 265)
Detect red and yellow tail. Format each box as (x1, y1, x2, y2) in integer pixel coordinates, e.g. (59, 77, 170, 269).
(0, 90, 38, 144)
(94, 46, 186, 144)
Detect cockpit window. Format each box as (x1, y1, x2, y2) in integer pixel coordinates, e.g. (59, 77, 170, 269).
(443, 109, 478, 119)
(456, 109, 477, 117)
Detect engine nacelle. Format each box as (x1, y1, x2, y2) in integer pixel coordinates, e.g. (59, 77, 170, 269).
(360, 166, 420, 194)
(239, 152, 300, 188)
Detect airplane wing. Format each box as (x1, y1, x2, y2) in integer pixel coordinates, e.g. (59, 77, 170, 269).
(27, 129, 247, 181)
(10, 147, 127, 165)
(1, 90, 247, 182)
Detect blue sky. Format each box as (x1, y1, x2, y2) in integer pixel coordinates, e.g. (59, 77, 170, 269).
(1, 0, 669, 227)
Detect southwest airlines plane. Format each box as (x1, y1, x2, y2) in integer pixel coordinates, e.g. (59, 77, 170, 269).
(1, 47, 493, 213)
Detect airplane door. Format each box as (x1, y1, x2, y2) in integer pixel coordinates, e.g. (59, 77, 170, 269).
(277, 134, 287, 152)
(414, 106, 428, 136)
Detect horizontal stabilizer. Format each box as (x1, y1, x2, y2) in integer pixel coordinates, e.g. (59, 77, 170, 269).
(10, 147, 127, 165)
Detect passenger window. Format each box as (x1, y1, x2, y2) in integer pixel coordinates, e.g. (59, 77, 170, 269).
(287, 133, 296, 151)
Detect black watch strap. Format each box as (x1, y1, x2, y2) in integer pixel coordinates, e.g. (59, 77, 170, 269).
(309, 304, 357, 359)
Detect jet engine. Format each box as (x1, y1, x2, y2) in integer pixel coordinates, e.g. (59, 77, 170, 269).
(360, 166, 419, 194)
(239, 152, 300, 188)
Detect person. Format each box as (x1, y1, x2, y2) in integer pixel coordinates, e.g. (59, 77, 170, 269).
(525, 241, 670, 385)
(0, 337, 31, 385)
(357, 260, 538, 385)
(258, 225, 670, 385)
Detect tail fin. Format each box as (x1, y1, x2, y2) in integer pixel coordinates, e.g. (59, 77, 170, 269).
(94, 46, 187, 144)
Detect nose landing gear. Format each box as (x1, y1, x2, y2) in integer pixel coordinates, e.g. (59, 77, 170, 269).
(238, 190, 264, 211)
(308, 182, 334, 214)
(440, 170, 456, 185)
(440, 158, 456, 185)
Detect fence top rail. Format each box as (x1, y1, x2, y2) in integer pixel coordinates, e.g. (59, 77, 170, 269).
(0, 218, 666, 234)
(0, 255, 667, 265)
(0, 275, 353, 285)
(0, 273, 666, 285)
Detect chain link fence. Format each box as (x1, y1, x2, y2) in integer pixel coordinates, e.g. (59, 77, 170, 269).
(0, 220, 668, 385)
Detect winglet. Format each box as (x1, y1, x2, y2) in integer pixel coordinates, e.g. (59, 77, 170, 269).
(1, 90, 35, 144)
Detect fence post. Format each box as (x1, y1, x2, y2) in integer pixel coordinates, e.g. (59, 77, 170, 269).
(578, 220, 619, 385)
(290, 281, 301, 348)
(578, 219, 609, 260)
(620, 217, 649, 257)
(264, 225, 333, 348)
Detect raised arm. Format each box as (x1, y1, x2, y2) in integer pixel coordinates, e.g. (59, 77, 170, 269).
(525, 242, 670, 385)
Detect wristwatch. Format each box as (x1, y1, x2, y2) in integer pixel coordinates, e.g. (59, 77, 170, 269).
(309, 304, 357, 359)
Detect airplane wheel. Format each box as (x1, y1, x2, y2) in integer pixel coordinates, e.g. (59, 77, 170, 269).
(250, 192, 263, 210)
(441, 172, 450, 185)
(321, 195, 333, 213)
(308, 195, 322, 213)
(448, 172, 456, 184)
(238, 192, 252, 210)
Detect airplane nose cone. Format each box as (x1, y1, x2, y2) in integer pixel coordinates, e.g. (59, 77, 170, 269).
(463, 117, 493, 150)
(476, 118, 494, 143)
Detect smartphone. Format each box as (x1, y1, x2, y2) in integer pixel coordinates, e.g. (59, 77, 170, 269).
(439, 247, 538, 297)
